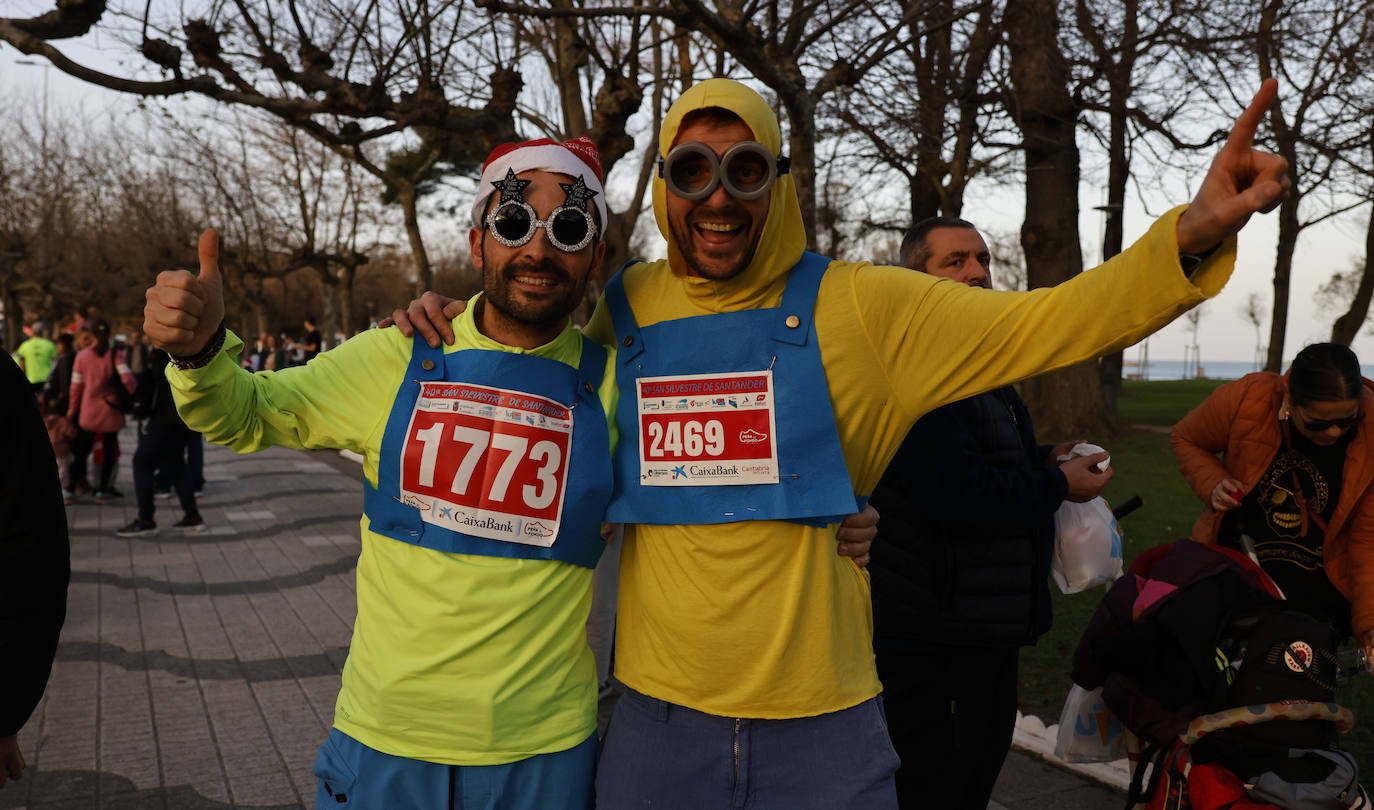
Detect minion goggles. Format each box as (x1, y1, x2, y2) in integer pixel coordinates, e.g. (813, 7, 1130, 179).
(659, 141, 791, 201)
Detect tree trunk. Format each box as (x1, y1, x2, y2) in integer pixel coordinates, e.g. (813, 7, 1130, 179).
(1095, 0, 1137, 416)
(1331, 198, 1374, 346)
(780, 91, 818, 250)
(1265, 195, 1299, 371)
(2, 276, 24, 351)
(550, 3, 589, 135)
(248, 299, 269, 338)
(336, 263, 357, 336)
(909, 2, 950, 222)
(396, 183, 433, 296)
(1005, 0, 1116, 438)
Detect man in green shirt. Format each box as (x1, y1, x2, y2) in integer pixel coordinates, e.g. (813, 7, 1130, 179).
(16, 322, 56, 394)
(143, 137, 620, 810)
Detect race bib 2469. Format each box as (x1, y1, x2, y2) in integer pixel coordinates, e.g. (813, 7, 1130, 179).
(636, 371, 779, 486)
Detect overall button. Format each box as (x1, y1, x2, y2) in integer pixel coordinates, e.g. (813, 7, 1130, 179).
(421, 359, 435, 371)
(623, 335, 634, 347)
(785, 315, 800, 328)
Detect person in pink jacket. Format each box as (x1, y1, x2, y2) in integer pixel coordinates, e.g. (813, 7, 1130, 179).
(66, 322, 137, 502)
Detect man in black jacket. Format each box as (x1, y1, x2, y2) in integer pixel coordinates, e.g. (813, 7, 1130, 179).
(869, 217, 1112, 809)
(116, 349, 207, 537)
(1, 354, 70, 789)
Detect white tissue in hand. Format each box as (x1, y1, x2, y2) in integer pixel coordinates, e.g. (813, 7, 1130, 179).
(1057, 442, 1110, 471)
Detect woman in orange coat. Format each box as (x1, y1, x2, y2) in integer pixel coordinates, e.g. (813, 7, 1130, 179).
(1171, 343, 1374, 654)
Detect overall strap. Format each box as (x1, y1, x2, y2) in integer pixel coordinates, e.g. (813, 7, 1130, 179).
(604, 260, 645, 364)
(771, 251, 830, 347)
(407, 333, 447, 382)
(364, 333, 449, 543)
(577, 334, 607, 391)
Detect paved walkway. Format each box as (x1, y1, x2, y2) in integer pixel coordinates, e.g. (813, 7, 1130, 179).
(3, 424, 1124, 809)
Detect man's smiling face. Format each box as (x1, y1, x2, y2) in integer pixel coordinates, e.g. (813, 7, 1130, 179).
(470, 169, 602, 348)
(665, 118, 772, 280)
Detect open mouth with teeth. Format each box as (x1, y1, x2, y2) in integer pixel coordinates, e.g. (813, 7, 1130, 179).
(694, 219, 748, 247)
(514, 274, 560, 288)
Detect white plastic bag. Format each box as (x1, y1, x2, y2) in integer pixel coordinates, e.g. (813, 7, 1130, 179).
(1051, 496, 1123, 594)
(1053, 683, 1126, 763)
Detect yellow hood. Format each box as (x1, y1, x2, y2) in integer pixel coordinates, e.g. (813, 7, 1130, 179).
(653, 79, 808, 311)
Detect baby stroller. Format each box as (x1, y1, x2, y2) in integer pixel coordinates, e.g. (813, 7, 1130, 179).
(1071, 537, 1369, 809)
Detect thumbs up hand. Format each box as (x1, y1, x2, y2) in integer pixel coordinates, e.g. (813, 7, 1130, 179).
(144, 229, 226, 356)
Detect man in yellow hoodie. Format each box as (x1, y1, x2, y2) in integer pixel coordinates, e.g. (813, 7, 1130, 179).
(396, 78, 1289, 807)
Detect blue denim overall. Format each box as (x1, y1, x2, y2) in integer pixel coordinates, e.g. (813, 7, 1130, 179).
(362, 334, 611, 569)
(603, 251, 863, 527)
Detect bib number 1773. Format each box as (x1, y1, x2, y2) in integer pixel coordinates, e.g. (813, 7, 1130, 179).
(399, 382, 573, 546)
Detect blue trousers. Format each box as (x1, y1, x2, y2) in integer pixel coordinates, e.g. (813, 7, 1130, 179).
(313, 729, 595, 809)
(595, 688, 899, 809)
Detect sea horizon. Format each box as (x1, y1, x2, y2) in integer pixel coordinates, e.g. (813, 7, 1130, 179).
(1127, 358, 1374, 381)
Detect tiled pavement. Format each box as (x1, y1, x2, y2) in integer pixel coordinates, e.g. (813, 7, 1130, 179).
(3, 424, 1122, 809)
(4, 427, 360, 809)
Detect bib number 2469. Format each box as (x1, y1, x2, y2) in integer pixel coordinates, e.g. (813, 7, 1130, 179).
(646, 419, 725, 458)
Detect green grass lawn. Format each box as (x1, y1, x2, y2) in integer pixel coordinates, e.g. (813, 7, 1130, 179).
(1019, 377, 1374, 772)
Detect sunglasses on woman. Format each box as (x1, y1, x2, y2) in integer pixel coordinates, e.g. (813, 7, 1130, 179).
(1293, 404, 1362, 432)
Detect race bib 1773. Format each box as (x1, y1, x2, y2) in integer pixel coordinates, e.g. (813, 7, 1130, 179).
(636, 371, 779, 486)
(399, 382, 573, 547)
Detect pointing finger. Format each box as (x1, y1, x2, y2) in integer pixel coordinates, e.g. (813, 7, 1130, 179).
(1225, 77, 1279, 153)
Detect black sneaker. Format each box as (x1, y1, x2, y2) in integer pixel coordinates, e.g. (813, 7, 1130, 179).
(116, 518, 158, 537)
(173, 515, 208, 534)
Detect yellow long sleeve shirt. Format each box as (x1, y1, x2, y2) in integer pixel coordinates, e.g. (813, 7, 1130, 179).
(584, 205, 1234, 719)
(168, 297, 619, 763)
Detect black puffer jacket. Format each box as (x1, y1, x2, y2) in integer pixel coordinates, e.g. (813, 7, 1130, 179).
(869, 386, 1066, 649)
(1, 355, 70, 736)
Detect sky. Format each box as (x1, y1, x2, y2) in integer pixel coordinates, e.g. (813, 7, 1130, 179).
(3, 34, 1371, 368)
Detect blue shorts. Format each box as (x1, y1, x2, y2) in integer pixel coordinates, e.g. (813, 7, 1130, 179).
(595, 688, 899, 809)
(313, 729, 595, 809)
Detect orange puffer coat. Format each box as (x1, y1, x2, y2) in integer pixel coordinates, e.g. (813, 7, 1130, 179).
(1170, 371, 1374, 638)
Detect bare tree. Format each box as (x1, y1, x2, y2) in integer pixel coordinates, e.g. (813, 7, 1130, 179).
(158, 109, 391, 339)
(1329, 135, 1374, 346)
(1249, 0, 1373, 369)
(1073, 0, 1207, 411)
(1240, 291, 1267, 371)
(1004, 0, 1116, 437)
(477, 0, 975, 242)
(1182, 304, 1205, 378)
(0, 103, 191, 345)
(825, 0, 1005, 230)
(1, 0, 527, 293)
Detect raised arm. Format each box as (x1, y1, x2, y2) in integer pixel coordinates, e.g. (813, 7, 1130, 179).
(143, 229, 402, 455)
(1174, 78, 1290, 253)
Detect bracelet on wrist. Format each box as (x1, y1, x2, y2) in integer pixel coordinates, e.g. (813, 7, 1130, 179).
(1179, 243, 1221, 274)
(171, 322, 227, 370)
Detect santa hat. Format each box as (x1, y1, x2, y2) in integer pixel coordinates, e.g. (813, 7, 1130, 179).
(470, 136, 607, 233)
